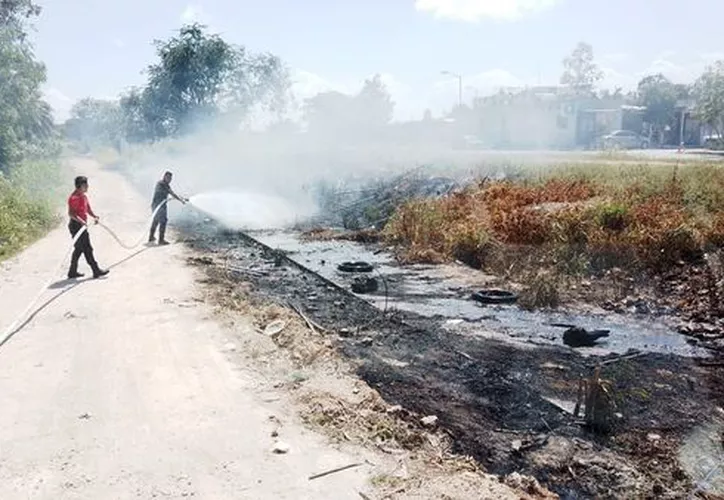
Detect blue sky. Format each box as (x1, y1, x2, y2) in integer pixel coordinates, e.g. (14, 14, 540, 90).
(31, 0, 724, 122)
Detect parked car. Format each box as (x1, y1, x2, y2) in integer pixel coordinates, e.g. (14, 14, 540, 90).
(601, 130, 650, 150)
(703, 133, 722, 150)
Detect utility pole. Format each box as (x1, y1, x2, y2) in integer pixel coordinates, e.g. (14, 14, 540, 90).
(441, 70, 462, 108)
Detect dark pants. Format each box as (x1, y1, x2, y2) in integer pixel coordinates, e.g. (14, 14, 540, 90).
(149, 203, 168, 241)
(68, 219, 100, 276)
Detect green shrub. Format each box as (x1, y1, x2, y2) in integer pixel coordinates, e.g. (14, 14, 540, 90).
(596, 203, 628, 231)
(0, 160, 62, 260)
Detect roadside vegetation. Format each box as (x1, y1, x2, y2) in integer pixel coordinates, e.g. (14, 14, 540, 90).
(383, 162, 724, 277)
(0, 160, 62, 259)
(0, 1, 64, 260)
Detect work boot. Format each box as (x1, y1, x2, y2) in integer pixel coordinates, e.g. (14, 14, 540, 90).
(158, 223, 167, 245)
(67, 272, 84, 279)
(158, 240, 170, 246)
(93, 269, 110, 279)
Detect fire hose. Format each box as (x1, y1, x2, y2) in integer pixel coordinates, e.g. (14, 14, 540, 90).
(0, 198, 179, 348)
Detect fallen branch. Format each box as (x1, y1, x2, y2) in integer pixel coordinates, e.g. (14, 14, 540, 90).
(309, 462, 364, 481)
(455, 350, 474, 361)
(225, 264, 268, 277)
(596, 351, 646, 367)
(288, 301, 328, 333)
(288, 302, 317, 333)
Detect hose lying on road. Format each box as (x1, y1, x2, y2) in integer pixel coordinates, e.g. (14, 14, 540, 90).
(96, 199, 170, 250)
(1, 224, 90, 348)
(0, 198, 176, 348)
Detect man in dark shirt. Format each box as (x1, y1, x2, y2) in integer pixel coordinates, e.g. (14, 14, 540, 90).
(67, 176, 109, 279)
(149, 171, 187, 245)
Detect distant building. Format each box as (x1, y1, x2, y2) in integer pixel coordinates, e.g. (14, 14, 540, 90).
(671, 99, 704, 146)
(471, 86, 645, 149)
(577, 104, 645, 148)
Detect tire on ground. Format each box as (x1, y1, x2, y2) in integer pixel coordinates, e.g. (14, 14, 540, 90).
(471, 289, 518, 305)
(337, 261, 374, 273)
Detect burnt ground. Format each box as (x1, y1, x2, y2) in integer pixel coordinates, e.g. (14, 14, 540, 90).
(182, 221, 724, 500)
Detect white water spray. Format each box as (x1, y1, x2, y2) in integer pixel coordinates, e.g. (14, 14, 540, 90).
(189, 191, 314, 230)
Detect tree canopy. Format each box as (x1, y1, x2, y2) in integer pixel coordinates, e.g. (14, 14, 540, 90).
(693, 61, 724, 138)
(560, 42, 603, 94)
(303, 74, 394, 135)
(63, 98, 122, 149)
(0, 0, 41, 29)
(0, 0, 54, 172)
(66, 23, 291, 145)
(637, 74, 677, 139)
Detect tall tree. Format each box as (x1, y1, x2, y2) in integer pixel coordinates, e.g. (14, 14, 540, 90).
(693, 61, 724, 139)
(64, 24, 290, 145)
(303, 91, 354, 134)
(143, 23, 237, 136)
(0, 0, 53, 172)
(560, 42, 603, 94)
(64, 98, 122, 148)
(221, 51, 290, 117)
(118, 88, 154, 143)
(303, 75, 395, 136)
(0, 0, 40, 29)
(139, 23, 289, 138)
(355, 74, 394, 127)
(674, 83, 691, 100)
(637, 74, 677, 143)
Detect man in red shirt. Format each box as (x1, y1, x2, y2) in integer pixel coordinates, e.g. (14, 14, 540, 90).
(67, 176, 109, 279)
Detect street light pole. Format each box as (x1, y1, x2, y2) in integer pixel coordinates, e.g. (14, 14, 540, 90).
(441, 71, 462, 108)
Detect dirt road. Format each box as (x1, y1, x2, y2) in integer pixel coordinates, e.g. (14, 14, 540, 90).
(0, 158, 371, 499)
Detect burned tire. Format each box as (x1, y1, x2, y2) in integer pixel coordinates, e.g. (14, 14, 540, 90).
(351, 277, 379, 294)
(337, 261, 374, 273)
(471, 289, 518, 305)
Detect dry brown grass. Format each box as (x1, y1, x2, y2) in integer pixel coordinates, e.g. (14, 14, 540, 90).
(298, 391, 431, 451)
(518, 272, 561, 310)
(384, 163, 724, 275)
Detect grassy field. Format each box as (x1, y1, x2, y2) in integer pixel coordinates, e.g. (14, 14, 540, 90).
(0, 160, 64, 261)
(383, 161, 724, 277)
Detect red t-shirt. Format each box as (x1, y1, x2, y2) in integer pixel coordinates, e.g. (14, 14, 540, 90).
(68, 191, 90, 223)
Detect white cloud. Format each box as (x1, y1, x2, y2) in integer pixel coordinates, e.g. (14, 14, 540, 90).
(600, 66, 636, 90)
(598, 52, 724, 92)
(376, 73, 411, 96)
(415, 0, 561, 22)
(637, 55, 706, 84)
(290, 70, 347, 100)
